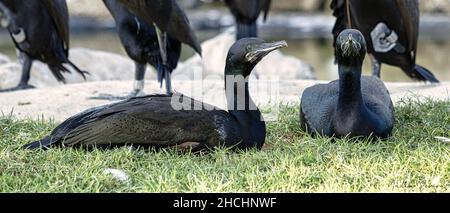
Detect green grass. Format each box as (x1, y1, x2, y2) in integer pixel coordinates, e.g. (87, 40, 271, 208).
(0, 98, 449, 192)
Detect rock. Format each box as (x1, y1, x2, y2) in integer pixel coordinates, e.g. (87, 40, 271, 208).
(0, 48, 156, 89)
(69, 48, 157, 82)
(103, 168, 130, 183)
(0, 53, 11, 64)
(173, 29, 316, 80)
(1, 80, 448, 122)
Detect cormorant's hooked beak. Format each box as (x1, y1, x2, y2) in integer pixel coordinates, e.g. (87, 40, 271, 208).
(245, 40, 288, 63)
(340, 34, 362, 57)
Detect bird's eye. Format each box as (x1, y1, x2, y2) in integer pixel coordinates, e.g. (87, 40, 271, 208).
(246, 46, 251, 51)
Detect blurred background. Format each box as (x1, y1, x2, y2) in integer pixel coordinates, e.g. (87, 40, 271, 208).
(0, 0, 449, 82)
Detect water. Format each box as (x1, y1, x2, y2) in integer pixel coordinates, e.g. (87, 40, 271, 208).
(0, 30, 449, 82)
(282, 38, 450, 82)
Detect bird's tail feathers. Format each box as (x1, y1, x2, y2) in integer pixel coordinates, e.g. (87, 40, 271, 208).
(22, 136, 56, 150)
(156, 64, 170, 87)
(412, 64, 440, 83)
(48, 61, 89, 83)
(67, 60, 89, 80)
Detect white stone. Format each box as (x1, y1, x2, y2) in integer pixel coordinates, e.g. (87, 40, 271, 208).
(0, 48, 156, 89)
(103, 168, 130, 183)
(173, 29, 316, 80)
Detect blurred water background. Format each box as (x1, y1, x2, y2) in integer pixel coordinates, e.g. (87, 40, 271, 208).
(0, 0, 449, 82)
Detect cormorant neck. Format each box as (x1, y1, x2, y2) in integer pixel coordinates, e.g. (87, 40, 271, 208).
(337, 64, 363, 109)
(224, 73, 265, 150)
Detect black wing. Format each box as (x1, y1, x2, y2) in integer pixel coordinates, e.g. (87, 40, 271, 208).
(117, 0, 202, 55)
(224, 0, 269, 22)
(300, 80, 339, 136)
(24, 94, 233, 149)
(360, 76, 395, 130)
(41, 0, 70, 53)
(395, 0, 419, 60)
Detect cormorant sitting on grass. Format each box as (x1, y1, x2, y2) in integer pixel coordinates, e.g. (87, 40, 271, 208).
(300, 29, 394, 139)
(23, 38, 287, 151)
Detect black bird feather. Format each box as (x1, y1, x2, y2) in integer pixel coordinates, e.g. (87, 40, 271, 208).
(224, 0, 271, 39)
(0, 0, 87, 90)
(330, 0, 439, 82)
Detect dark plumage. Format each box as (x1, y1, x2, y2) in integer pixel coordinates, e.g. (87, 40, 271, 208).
(103, 0, 181, 96)
(116, 0, 202, 55)
(300, 29, 394, 138)
(23, 38, 287, 151)
(331, 0, 439, 82)
(0, 0, 87, 92)
(224, 0, 271, 39)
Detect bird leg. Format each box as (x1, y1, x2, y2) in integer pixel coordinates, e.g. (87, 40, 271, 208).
(128, 62, 146, 97)
(17, 53, 34, 88)
(89, 63, 147, 100)
(370, 54, 382, 78)
(0, 53, 34, 92)
(164, 68, 172, 95)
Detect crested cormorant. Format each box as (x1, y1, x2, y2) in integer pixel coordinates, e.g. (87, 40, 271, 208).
(0, 0, 87, 92)
(103, 0, 181, 96)
(23, 38, 287, 151)
(331, 0, 439, 82)
(224, 0, 271, 39)
(300, 29, 394, 138)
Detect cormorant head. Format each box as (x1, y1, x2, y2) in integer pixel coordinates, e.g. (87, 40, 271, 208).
(225, 38, 287, 77)
(336, 29, 366, 66)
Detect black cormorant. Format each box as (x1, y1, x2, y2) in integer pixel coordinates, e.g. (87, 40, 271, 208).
(0, 0, 87, 92)
(224, 0, 271, 39)
(300, 29, 394, 138)
(103, 0, 181, 96)
(331, 0, 439, 82)
(23, 38, 287, 151)
(116, 0, 202, 53)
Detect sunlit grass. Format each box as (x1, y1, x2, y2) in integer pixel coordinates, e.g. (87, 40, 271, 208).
(0, 98, 449, 192)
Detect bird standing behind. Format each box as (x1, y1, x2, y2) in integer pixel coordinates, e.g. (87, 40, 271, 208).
(224, 0, 271, 39)
(103, 0, 181, 97)
(0, 0, 88, 92)
(330, 0, 439, 82)
(101, 0, 202, 97)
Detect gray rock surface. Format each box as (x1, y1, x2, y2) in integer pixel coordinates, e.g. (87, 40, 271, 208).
(0, 80, 448, 122)
(173, 30, 316, 80)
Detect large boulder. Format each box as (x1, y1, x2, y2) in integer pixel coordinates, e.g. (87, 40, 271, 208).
(172, 30, 316, 80)
(0, 48, 156, 89)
